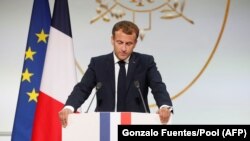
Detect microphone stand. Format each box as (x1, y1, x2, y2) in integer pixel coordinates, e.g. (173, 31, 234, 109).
(134, 81, 149, 113)
(85, 82, 102, 113)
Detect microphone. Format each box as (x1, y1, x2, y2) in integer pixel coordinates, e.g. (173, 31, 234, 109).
(134, 81, 148, 113)
(85, 82, 102, 113)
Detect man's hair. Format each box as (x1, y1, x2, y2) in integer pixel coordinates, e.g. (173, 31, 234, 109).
(112, 20, 139, 40)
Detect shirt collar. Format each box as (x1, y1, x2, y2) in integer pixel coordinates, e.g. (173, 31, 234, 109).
(113, 52, 130, 64)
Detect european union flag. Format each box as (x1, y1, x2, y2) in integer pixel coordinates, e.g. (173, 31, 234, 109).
(11, 0, 51, 140)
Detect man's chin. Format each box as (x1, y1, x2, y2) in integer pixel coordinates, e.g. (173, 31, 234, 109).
(118, 55, 128, 60)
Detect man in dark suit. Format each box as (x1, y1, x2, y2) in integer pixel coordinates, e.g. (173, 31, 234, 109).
(59, 20, 173, 127)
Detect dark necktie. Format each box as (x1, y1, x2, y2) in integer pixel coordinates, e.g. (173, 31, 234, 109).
(117, 60, 126, 111)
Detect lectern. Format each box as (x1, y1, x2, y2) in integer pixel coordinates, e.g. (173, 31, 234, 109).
(62, 112, 171, 141)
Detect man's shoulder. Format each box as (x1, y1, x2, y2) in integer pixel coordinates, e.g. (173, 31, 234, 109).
(133, 52, 153, 60)
(92, 52, 113, 60)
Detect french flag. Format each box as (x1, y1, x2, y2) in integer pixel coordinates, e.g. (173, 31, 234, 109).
(32, 0, 77, 140)
(63, 112, 163, 141)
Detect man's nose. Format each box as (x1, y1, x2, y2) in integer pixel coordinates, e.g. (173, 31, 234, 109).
(121, 44, 127, 51)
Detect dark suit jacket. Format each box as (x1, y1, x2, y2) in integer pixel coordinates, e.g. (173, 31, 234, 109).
(65, 52, 172, 112)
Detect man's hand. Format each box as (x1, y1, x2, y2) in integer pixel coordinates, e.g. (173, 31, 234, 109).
(157, 107, 171, 124)
(58, 108, 73, 128)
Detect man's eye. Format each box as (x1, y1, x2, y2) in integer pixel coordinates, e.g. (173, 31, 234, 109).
(126, 43, 133, 46)
(116, 41, 123, 44)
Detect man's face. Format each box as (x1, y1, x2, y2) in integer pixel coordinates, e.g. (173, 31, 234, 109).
(112, 29, 137, 61)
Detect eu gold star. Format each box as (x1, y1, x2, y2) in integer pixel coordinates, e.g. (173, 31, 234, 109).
(36, 29, 49, 43)
(25, 47, 36, 61)
(22, 68, 34, 82)
(27, 88, 39, 102)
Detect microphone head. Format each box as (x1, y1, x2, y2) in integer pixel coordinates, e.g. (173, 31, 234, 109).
(96, 82, 102, 90)
(134, 80, 140, 88)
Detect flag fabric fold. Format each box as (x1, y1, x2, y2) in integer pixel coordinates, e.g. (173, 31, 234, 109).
(11, 0, 51, 140)
(31, 0, 77, 140)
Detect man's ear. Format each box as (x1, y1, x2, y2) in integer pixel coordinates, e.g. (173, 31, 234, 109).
(111, 36, 114, 45)
(133, 39, 137, 48)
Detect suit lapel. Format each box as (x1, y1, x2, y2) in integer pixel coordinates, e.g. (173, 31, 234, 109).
(126, 53, 137, 91)
(106, 53, 115, 94)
